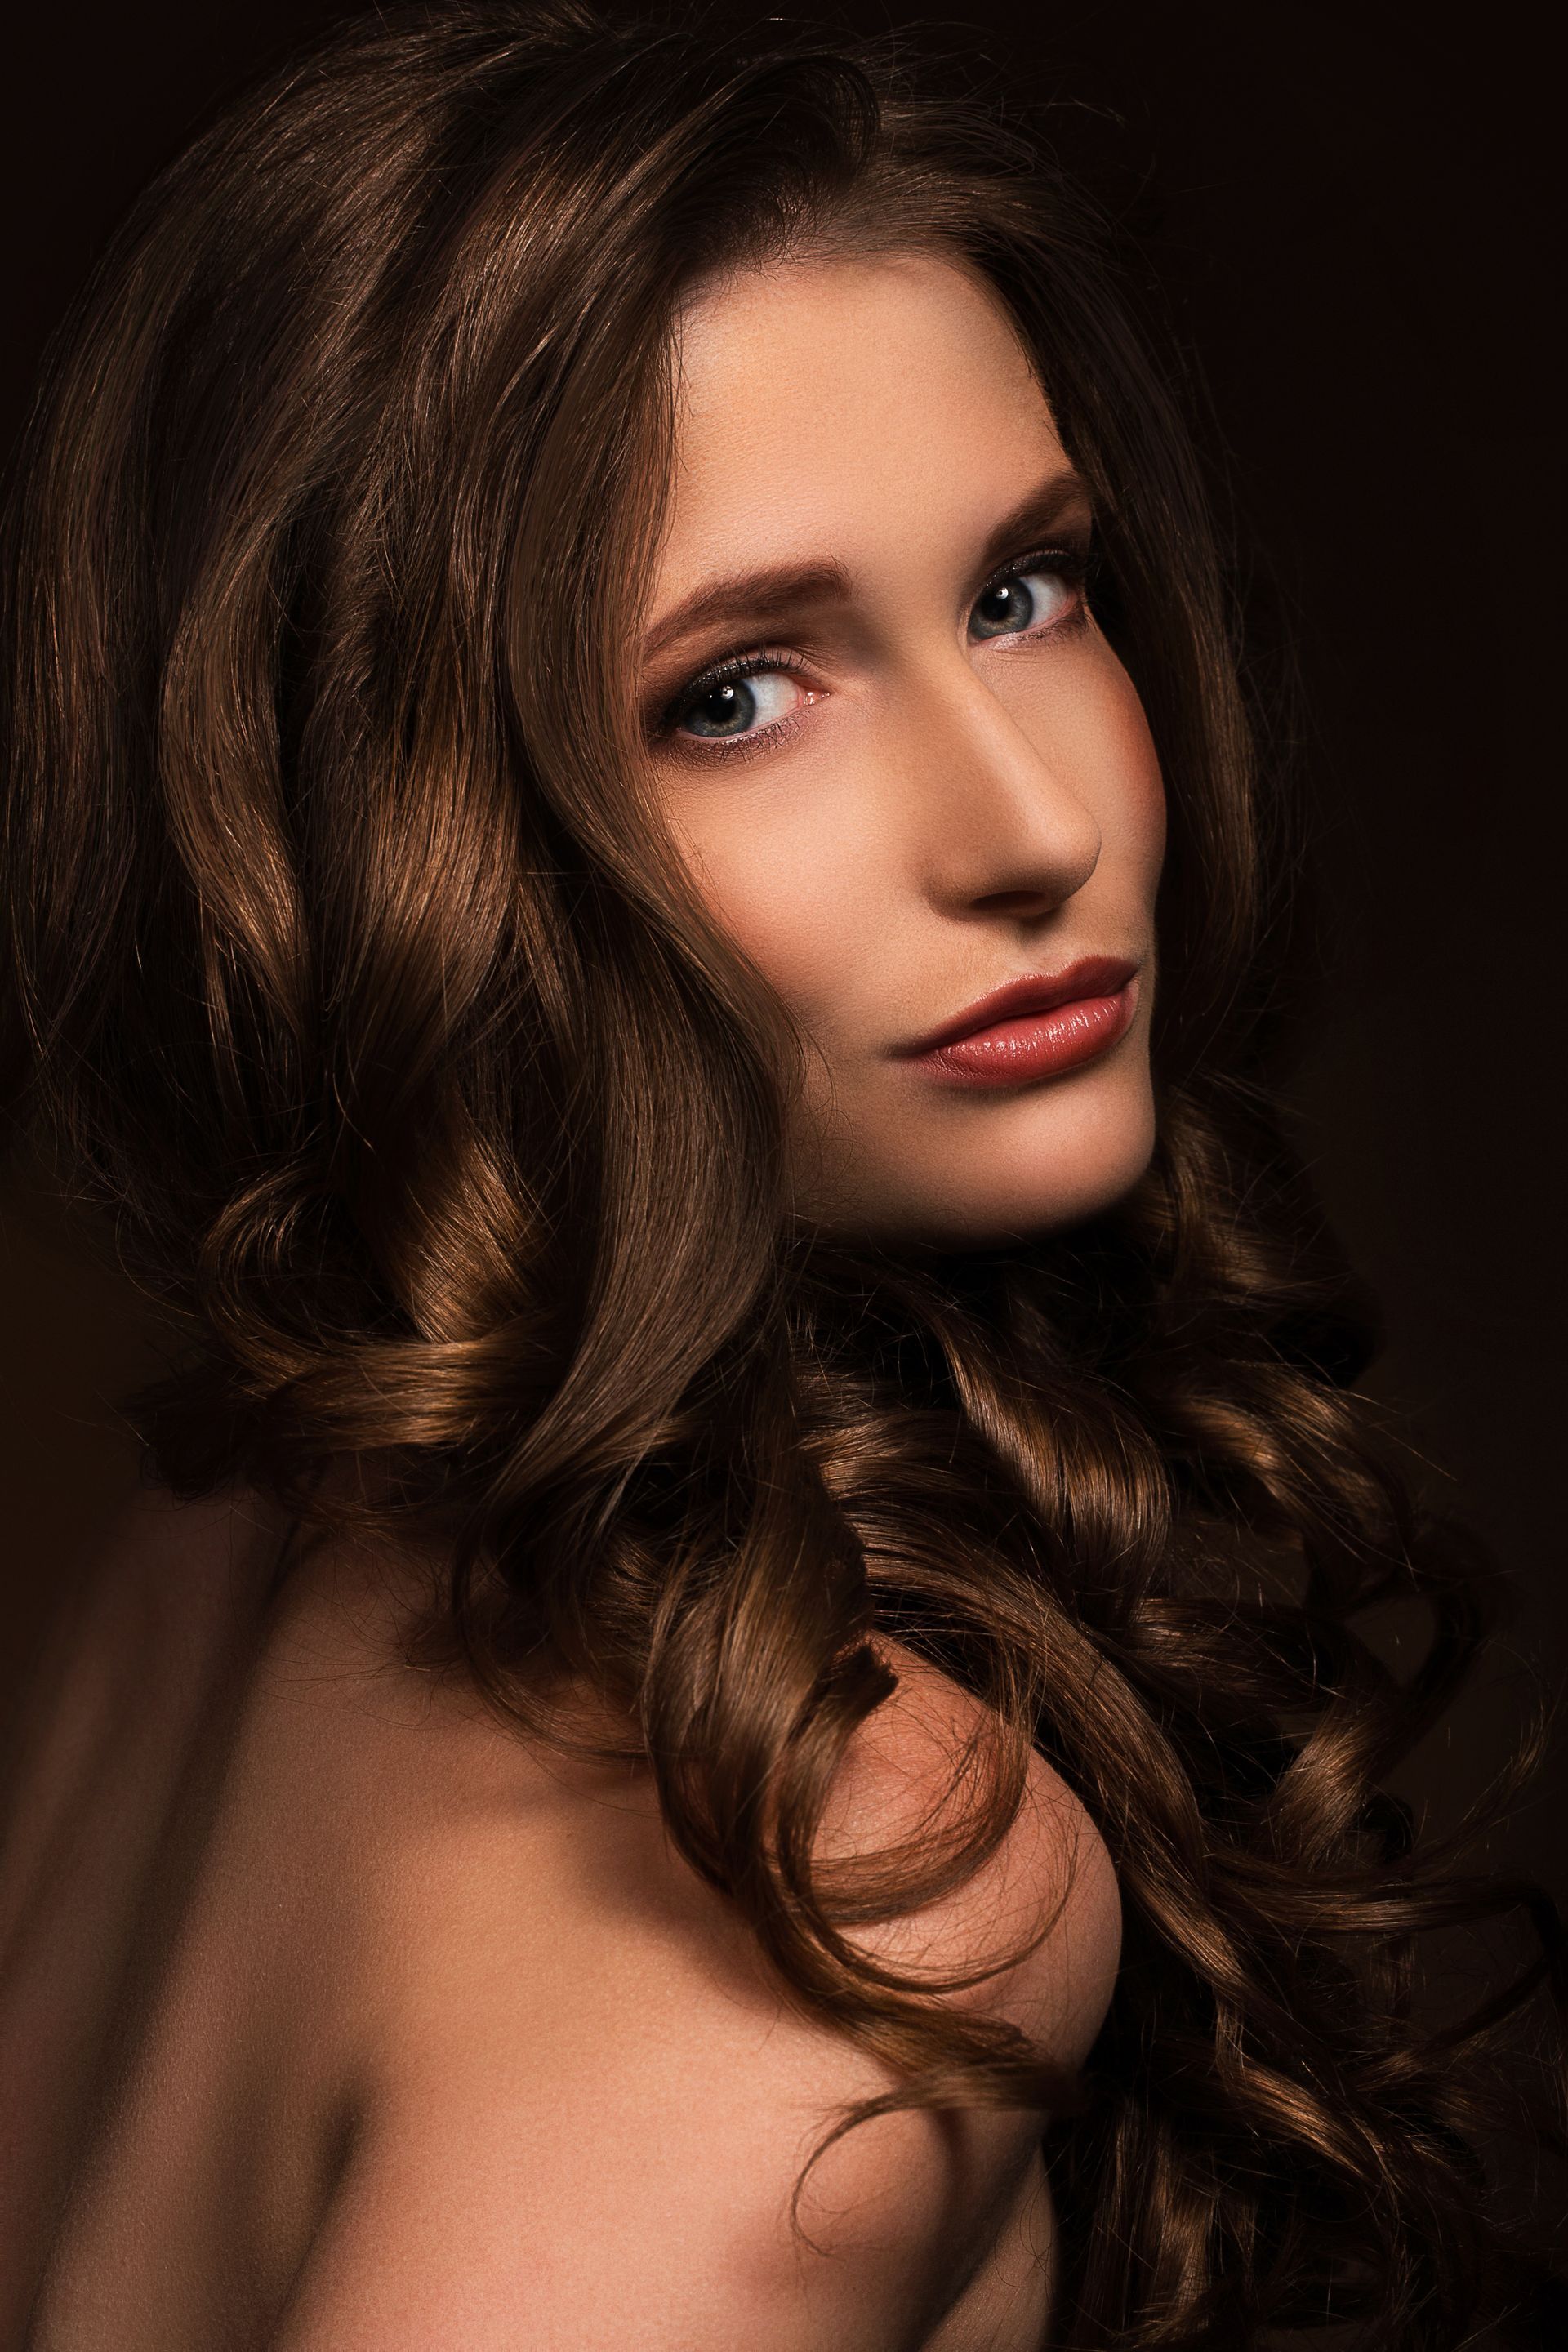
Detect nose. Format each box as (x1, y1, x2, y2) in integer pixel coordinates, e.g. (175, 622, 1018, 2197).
(902, 657, 1102, 921)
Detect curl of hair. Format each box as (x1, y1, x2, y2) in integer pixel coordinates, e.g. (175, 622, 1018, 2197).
(2, 4, 1561, 2342)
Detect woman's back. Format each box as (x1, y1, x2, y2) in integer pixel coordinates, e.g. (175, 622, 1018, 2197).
(3, 1490, 1120, 2350)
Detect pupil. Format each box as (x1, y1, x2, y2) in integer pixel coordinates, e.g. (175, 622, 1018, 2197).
(688, 678, 756, 737)
(977, 578, 1035, 635)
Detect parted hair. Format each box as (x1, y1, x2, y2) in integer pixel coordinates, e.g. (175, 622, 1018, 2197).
(2, 2, 1561, 2341)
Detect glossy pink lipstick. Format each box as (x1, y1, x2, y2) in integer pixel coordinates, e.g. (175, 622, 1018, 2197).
(901, 956, 1139, 1088)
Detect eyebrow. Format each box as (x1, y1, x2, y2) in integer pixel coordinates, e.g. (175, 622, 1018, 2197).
(974, 466, 1094, 577)
(640, 466, 1094, 667)
(640, 558, 852, 667)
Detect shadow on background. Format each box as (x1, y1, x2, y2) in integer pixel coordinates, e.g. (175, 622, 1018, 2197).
(3, 0, 1561, 1909)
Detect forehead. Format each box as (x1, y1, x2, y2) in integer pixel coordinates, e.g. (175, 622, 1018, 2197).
(655, 251, 1067, 593)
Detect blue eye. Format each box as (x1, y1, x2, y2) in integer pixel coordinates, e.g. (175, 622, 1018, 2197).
(656, 543, 1088, 755)
(667, 651, 813, 744)
(969, 557, 1081, 642)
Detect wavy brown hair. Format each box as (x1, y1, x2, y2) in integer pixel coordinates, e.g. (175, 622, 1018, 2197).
(2, 2, 1562, 2342)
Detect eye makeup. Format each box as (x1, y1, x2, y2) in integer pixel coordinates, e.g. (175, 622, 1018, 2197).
(648, 536, 1094, 759)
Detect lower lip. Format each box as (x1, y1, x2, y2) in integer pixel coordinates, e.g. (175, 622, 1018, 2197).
(911, 981, 1137, 1088)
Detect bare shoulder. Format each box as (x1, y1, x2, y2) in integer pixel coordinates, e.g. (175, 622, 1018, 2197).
(259, 1587, 1119, 2352)
(814, 1646, 1123, 2058)
(15, 1521, 1118, 2350)
(246, 1551, 1120, 2056)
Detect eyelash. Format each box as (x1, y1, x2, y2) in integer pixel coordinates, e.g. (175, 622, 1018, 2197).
(654, 541, 1093, 757)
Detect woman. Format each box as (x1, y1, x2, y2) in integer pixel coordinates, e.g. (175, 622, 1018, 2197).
(1, 2, 1560, 2345)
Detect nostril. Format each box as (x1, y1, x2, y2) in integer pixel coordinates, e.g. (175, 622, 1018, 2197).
(972, 888, 1057, 915)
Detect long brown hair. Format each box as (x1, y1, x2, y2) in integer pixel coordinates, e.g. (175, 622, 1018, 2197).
(2, 2, 1561, 2341)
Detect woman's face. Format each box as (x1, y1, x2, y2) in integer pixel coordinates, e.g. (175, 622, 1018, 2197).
(639, 250, 1165, 1245)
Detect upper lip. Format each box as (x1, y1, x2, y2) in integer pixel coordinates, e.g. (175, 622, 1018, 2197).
(900, 955, 1139, 1056)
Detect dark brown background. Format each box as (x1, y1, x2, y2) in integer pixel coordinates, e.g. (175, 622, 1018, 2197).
(3, 1, 1561, 1904)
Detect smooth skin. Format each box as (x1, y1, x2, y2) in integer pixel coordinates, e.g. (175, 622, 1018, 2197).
(641, 247, 1167, 1244)
(17, 1518, 1119, 2352)
(262, 251, 1146, 2348)
(11, 252, 1146, 2352)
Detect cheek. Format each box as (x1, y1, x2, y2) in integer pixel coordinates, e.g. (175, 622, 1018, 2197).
(1039, 648, 1166, 886)
(664, 784, 877, 1037)
(1110, 687, 1167, 881)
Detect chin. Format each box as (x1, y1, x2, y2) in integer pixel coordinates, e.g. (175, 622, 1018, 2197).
(807, 1064, 1160, 1250)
